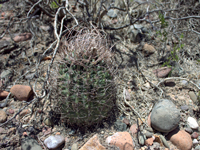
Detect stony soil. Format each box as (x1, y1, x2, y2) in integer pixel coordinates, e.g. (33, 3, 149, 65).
(0, 1, 200, 150)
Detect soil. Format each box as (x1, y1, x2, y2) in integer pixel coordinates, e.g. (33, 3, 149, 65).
(0, 1, 200, 150)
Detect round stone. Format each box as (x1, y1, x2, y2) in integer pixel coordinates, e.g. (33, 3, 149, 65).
(150, 99, 180, 132)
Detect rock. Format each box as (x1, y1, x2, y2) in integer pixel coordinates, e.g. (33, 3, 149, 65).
(21, 137, 43, 150)
(145, 137, 154, 146)
(44, 135, 65, 149)
(168, 129, 192, 150)
(187, 117, 199, 129)
(106, 132, 134, 150)
(107, 9, 117, 18)
(13, 33, 32, 42)
(79, 134, 106, 150)
(130, 124, 138, 135)
(8, 109, 14, 114)
(0, 90, 9, 98)
(181, 80, 188, 86)
(0, 110, 7, 123)
(151, 99, 180, 132)
(71, 143, 78, 150)
(44, 118, 54, 126)
(138, 132, 146, 146)
(10, 85, 33, 101)
(114, 120, 127, 131)
(123, 118, 130, 125)
(153, 67, 172, 78)
(188, 91, 197, 103)
(195, 145, 200, 150)
(164, 79, 175, 87)
(185, 127, 193, 134)
(191, 132, 199, 139)
(193, 139, 198, 145)
(128, 25, 144, 43)
(143, 130, 153, 138)
(180, 105, 189, 111)
(40, 25, 51, 31)
(143, 43, 156, 55)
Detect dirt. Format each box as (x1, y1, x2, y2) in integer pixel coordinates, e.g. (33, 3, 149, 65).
(0, 0, 200, 150)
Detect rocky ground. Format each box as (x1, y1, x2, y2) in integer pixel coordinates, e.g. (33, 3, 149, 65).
(0, 0, 200, 150)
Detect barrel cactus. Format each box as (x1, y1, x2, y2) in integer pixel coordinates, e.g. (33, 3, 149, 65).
(56, 28, 117, 127)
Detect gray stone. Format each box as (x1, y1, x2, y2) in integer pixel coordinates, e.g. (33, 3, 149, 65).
(195, 145, 200, 150)
(21, 137, 43, 150)
(107, 9, 117, 18)
(150, 99, 180, 132)
(71, 143, 78, 150)
(44, 135, 65, 149)
(180, 105, 189, 111)
(185, 127, 193, 134)
(143, 130, 153, 138)
(188, 91, 197, 103)
(114, 120, 127, 131)
(128, 25, 144, 43)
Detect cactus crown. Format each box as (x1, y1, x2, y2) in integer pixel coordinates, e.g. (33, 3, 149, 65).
(57, 28, 117, 127)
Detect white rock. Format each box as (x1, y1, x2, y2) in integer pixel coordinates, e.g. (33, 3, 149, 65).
(187, 117, 199, 129)
(44, 135, 65, 149)
(193, 139, 198, 145)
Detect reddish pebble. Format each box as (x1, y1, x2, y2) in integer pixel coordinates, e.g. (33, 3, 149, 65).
(191, 132, 199, 139)
(130, 124, 138, 135)
(8, 109, 14, 114)
(0, 90, 9, 98)
(145, 137, 154, 146)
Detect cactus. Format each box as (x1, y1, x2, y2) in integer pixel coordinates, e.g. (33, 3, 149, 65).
(57, 28, 116, 127)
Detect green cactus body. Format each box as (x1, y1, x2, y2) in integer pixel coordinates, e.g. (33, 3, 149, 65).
(58, 56, 115, 126)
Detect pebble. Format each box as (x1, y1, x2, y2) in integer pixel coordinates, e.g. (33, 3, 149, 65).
(10, 85, 33, 101)
(0, 110, 7, 123)
(153, 67, 171, 78)
(181, 80, 188, 86)
(191, 132, 199, 139)
(138, 132, 146, 145)
(145, 137, 154, 146)
(0, 90, 9, 98)
(168, 129, 192, 150)
(164, 79, 175, 87)
(150, 99, 180, 132)
(114, 120, 127, 131)
(8, 109, 14, 114)
(106, 132, 134, 150)
(143, 43, 156, 55)
(71, 143, 78, 150)
(185, 127, 193, 134)
(143, 130, 153, 138)
(195, 145, 200, 150)
(187, 117, 199, 129)
(44, 118, 54, 126)
(193, 139, 198, 145)
(180, 105, 189, 111)
(107, 9, 117, 18)
(79, 134, 105, 150)
(13, 33, 32, 42)
(188, 91, 198, 103)
(21, 137, 43, 150)
(44, 135, 65, 149)
(130, 124, 138, 135)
